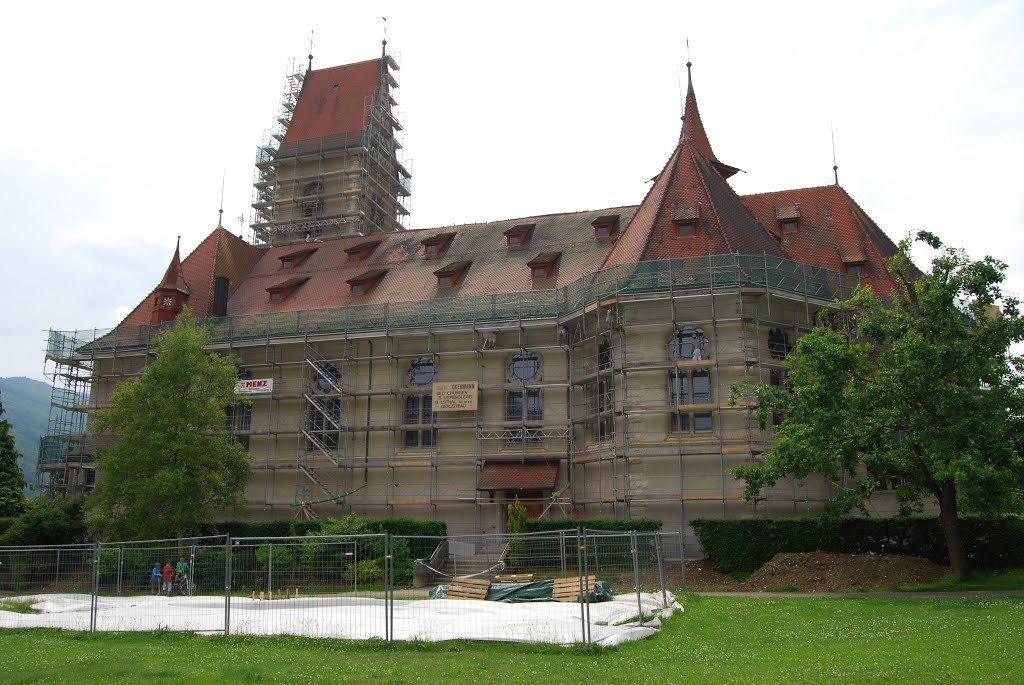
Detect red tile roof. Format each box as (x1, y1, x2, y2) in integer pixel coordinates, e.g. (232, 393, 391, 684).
(477, 461, 558, 491)
(118, 228, 265, 328)
(156, 239, 189, 295)
(281, 59, 384, 147)
(604, 88, 784, 267)
(741, 185, 901, 296)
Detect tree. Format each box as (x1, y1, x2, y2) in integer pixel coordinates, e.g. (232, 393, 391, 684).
(1, 496, 87, 546)
(0, 389, 28, 516)
(506, 497, 528, 569)
(87, 308, 250, 540)
(734, 232, 1024, 578)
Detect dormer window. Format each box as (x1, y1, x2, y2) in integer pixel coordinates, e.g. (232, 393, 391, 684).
(592, 215, 620, 239)
(346, 269, 387, 295)
(266, 276, 309, 302)
(673, 204, 700, 236)
(344, 240, 382, 263)
(503, 224, 535, 249)
(421, 232, 456, 258)
(847, 263, 863, 280)
(433, 261, 471, 289)
(527, 252, 561, 280)
(278, 247, 317, 269)
(776, 205, 801, 234)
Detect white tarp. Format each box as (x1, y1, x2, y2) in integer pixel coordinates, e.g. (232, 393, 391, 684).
(0, 592, 681, 647)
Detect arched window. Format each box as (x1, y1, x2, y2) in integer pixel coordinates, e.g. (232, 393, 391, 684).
(509, 353, 540, 381)
(767, 329, 793, 360)
(301, 182, 324, 218)
(315, 362, 341, 392)
(598, 338, 612, 370)
(669, 326, 709, 360)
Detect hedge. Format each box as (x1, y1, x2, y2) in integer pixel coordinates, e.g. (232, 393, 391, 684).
(203, 517, 446, 540)
(526, 518, 662, 533)
(691, 515, 1024, 573)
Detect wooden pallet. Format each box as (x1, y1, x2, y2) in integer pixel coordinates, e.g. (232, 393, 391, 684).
(552, 575, 597, 602)
(493, 574, 534, 584)
(445, 577, 491, 600)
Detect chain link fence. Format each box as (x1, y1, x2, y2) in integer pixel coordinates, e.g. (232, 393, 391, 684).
(0, 530, 682, 645)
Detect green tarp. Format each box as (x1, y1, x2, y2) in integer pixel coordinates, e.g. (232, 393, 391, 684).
(430, 579, 614, 603)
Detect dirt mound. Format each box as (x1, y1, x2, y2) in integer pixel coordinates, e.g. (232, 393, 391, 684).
(685, 552, 947, 593)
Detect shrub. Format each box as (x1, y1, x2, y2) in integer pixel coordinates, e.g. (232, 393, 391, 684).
(0, 496, 88, 546)
(526, 518, 662, 533)
(691, 515, 1024, 573)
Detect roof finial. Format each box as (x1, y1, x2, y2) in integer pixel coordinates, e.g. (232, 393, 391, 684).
(307, 28, 314, 73)
(217, 170, 225, 228)
(831, 121, 839, 185)
(382, 16, 388, 55)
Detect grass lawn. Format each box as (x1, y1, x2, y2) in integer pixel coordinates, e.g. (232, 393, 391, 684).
(1, 594, 1022, 684)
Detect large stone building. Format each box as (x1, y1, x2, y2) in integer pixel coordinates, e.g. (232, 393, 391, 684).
(40, 50, 904, 541)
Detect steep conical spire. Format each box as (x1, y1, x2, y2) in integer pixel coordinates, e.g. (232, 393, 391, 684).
(157, 237, 190, 295)
(680, 62, 739, 179)
(603, 63, 783, 267)
(151, 237, 191, 324)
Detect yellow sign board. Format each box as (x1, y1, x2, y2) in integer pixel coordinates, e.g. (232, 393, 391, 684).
(432, 381, 478, 411)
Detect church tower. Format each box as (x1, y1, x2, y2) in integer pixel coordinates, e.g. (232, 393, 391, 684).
(250, 44, 411, 246)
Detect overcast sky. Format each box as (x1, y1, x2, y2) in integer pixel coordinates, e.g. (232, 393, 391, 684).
(2, 0, 1022, 382)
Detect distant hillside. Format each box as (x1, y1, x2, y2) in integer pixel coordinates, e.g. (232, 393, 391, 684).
(0, 376, 52, 487)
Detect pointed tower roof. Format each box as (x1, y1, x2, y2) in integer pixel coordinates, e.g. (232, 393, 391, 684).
(605, 64, 784, 267)
(117, 229, 265, 329)
(157, 238, 190, 295)
(680, 63, 739, 180)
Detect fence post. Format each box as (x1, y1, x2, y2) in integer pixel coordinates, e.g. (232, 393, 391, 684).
(680, 533, 687, 592)
(385, 534, 393, 642)
(90, 541, 100, 632)
(267, 542, 273, 596)
(655, 533, 667, 608)
(55, 549, 60, 587)
(630, 531, 644, 626)
(577, 527, 590, 645)
(116, 547, 123, 596)
(224, 535, 232, 637)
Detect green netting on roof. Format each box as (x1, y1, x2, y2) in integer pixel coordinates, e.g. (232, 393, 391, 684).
(66, 255, 858, 355)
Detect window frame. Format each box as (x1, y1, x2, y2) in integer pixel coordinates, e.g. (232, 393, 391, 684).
(669, 369, 713, 434)
(403, 395, 436, 448)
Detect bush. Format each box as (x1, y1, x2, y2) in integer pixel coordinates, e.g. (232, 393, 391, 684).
(526, 518, 662, 533)
(0, 496, 88, 546)
(691, 515, 1024, 573)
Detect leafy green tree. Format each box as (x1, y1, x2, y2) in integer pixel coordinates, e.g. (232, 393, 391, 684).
(0, 390, 28, 516)
(734, 232, 1024, 578)
(0, 496, 85, 545)
(87, 308, 250, 540)
(506, 497, 528, 569)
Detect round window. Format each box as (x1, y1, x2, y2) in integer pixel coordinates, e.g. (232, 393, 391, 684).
(409, 357, 436, 385)
(509, 353, 540, 381)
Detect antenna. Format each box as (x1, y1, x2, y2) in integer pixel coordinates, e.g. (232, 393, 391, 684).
(830, 121, 839, 185)
(217, 170, 225, 228)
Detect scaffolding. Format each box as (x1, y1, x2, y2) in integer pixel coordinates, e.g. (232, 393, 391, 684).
(249, 55, 410, 246)
(41, 255, 858, 539)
